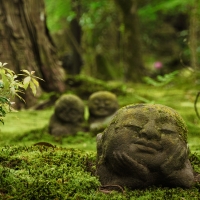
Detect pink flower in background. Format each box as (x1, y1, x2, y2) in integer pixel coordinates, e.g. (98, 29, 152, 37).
(154, 61, 163, 69)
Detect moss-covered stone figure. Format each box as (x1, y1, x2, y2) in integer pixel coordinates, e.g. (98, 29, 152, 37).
(88, 91, 119, 133)
(48, 94, 85, 136)
(96, 104, 194, 189)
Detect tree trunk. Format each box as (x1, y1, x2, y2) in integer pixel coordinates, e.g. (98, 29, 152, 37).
(62, 0, 83, 75)
(114, 0, 145, 82)
(0, 0, 66, 108)
(189, 0, 199, 71)
(69, 17, 83, 74)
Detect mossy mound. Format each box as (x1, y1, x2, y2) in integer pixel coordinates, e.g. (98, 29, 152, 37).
(0, 146, 200, 199)
(0, 146, 99, 199)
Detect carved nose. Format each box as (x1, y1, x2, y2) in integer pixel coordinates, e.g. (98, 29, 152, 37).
(98, 100, 105, 107)
(99, 103, 105, 107)
(139, 122, 160, 140)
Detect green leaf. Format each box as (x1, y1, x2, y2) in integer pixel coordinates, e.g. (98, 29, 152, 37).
(0, 117, 4, 125)
(23, 76, 31, 89)
(0, 96, 10, 104)
(31, 78, 39, 87)
(0, 72, 10, 90)
(0, 106, 6, 117)
(0, 62, 7, 67)
(15, 93, 25, 103)
(5, 68, 15, 76)
(21, 69, 31, 75)
(17, 82, 25, 88)
(30, 81, 37, 96)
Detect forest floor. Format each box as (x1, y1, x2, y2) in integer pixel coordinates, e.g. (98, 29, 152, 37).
(1, 72, 200, 199)
(0, 72, 200, 153)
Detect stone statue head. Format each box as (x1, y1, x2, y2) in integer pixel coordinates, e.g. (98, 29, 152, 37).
(96, 104, 194, 189)
(48, 94, 85, 137)
(54, 94, 85, 123)
(88, 91, 118, 118)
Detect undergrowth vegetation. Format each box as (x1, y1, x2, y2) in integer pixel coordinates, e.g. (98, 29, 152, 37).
(1, 70, 200, 199)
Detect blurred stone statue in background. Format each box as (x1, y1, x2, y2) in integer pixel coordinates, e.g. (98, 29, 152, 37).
(48, 94, 85, 137)
(96, 104, 194, 189)
(88, 91, 119, 134)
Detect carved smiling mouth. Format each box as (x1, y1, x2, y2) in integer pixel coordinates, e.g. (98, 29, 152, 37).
(98, 108, 107, 112)
(134, 138, 162, 153)
(97, 107, 109, 115)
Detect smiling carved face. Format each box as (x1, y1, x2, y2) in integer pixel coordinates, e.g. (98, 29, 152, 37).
(101, 104, 188, 171)
(88, 91, 118, 117)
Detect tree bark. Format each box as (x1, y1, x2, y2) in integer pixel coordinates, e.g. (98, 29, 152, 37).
(189, 0, 199, 71)
(0, 0, 66, 107)
(68, 17, 83, 74)
(114, 0, 145, 82)
(61, 0, 83, 75)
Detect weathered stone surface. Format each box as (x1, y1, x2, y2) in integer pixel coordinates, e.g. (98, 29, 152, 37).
(88, 91, 119, 133)
(96, 104, 194, 189)
(48, 94, 85, 136)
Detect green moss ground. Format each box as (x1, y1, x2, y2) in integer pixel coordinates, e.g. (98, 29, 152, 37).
(1, 73, 200, 199)
(0, 146, 200, 199)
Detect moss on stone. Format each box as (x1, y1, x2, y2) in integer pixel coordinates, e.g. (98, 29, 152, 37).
(49, 94, 85, 136)
(89, 91, 118, 103)
(88, 91, 118, 117)
(55, 94, 85, 118)
(110, 103, 188, 142)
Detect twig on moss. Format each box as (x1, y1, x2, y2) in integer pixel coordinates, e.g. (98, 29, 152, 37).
(194, 92, 200, 120)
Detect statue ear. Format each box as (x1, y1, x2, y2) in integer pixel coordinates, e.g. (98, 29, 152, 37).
(186, 144, 190, 156)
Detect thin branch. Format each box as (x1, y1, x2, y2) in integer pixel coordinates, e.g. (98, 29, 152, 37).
(194, 91, 200, 120)
(99, 184, 124, 193)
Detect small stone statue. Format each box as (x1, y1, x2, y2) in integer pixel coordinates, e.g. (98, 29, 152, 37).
(88, 91, 119, 133)
(96, 104, 194, 189)
(48, 94, 85, 137)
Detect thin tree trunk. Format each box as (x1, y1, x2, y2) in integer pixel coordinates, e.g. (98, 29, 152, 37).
(114, 0, 145, 82)
(68, 0, 83, 75)
(189, 0, 199, 71)
(0, 0, 66, 107)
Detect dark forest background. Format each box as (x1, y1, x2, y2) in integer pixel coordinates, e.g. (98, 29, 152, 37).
(1, 1, 200, 199)
(45, 0, 199, 81)
(0, 0, 199, 107)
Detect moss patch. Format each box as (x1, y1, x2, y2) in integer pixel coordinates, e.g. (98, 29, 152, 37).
(0, 146, 99, 199)
(0, 146, 200, 199)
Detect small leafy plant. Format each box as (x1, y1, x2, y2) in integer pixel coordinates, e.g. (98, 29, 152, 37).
(0, 62, 42, 124)
(143, 70, 179, 87)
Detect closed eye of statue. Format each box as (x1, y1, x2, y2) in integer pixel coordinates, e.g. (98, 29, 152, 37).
(160, 128, 176, 135)
(124, 124, 142, 132)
